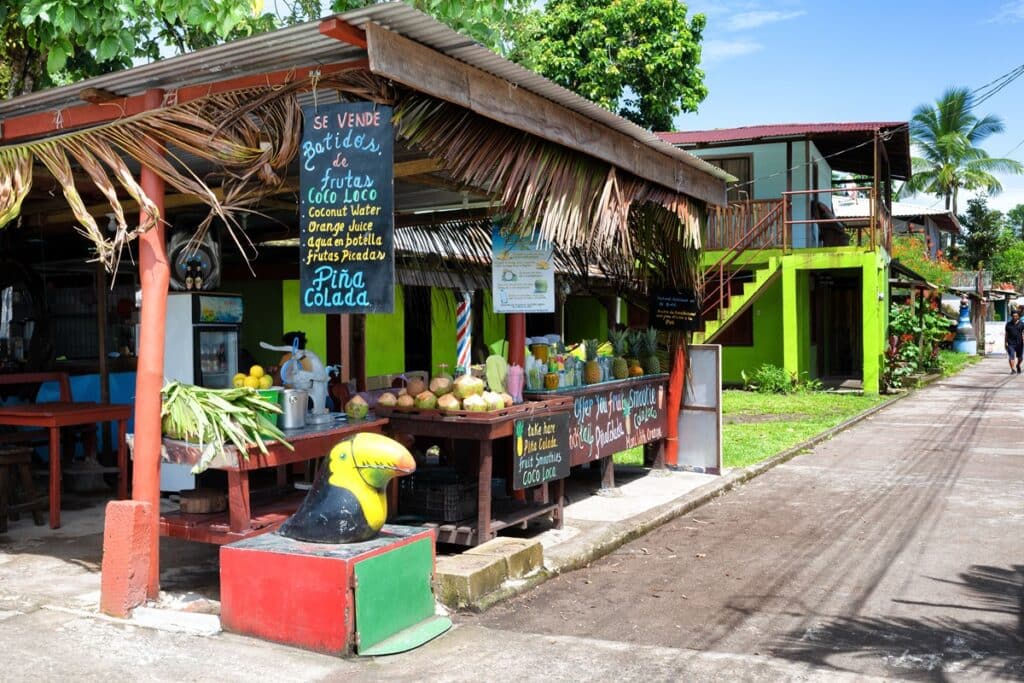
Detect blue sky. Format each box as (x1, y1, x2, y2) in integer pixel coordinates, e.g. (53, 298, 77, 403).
(675, 0, 1024, 212)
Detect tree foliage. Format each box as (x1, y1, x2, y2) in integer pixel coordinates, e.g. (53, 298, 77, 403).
(904, 87, 1023, 215)
(957, 196, 1012, 271)
(1, 1, 275, 97)
(510, 0, 708, 130)
(1007, 203, 1024, 239)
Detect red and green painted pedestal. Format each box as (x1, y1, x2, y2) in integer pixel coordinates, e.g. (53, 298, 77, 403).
(220, 525, 450, 656)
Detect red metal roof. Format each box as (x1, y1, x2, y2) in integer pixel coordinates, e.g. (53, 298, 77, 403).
(658, 122, 906, 145)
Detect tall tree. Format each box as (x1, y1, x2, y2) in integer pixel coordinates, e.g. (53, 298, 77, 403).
(905, 87, 1023, 215)
(510, 0, 708, 131)
(958, 196, 1010, 270)
(1007, 203, 1024, 239)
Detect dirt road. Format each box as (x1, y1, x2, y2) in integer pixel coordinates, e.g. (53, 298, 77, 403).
(474, 358, 1024, 680)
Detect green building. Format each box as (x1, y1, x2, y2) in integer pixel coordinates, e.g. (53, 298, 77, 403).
(659, 123, 911, 394)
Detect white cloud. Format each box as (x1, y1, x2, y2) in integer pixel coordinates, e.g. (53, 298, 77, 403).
(989, 1, 1024, 22)
(725, 9, 806, 31)
(703, 39, 763, 62)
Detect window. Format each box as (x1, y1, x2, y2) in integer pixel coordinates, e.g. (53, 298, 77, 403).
(706, 156, 753, 203)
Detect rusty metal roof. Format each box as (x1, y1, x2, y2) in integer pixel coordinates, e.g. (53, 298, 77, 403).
(0, 2, 730, 183)
(658, 122, 907, 145)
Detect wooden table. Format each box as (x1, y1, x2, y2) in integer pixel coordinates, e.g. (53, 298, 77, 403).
(0, 401, 132, 528)
(384, 399, 571, 546)
(525, 375, 670, 489)
(157, 416, 388, 544)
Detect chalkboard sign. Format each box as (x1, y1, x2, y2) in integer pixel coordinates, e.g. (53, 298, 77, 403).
(567, 379, 667, 465)
(650, 289, 700, 331)
(513, 412, 570, 490)
(299, 102, 394, 314)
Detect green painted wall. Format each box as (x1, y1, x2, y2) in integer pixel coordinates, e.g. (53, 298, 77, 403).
(714, 249, 888, 393)
(431, 288, 456, 374)
(223, 278, 282, 370)
(365, 284, 405, 377)
(282, 280, 326, 364)
(565, 297, 608, 343)
(720, 277, 785, 384)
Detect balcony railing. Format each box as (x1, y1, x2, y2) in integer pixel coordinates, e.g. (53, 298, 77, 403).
(703, 188, 892, 252)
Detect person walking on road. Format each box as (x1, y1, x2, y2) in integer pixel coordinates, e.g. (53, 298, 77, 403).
(1005, 309, 1024, 373)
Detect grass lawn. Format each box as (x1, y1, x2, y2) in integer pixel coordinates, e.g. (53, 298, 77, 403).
(936, 349, 983, 377)
(721, 391, 887, 469)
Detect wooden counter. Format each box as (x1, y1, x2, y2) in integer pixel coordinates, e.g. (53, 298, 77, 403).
(157, 415, 388, 544)
(383, 399, 571, 546)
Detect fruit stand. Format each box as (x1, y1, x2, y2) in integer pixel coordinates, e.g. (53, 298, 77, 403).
(380, 397, 571, 547)
(524, 374, 670, 489)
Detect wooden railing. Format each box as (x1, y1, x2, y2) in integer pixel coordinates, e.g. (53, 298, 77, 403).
(705, 200, 785, 251)
(702, 202, 784, 319)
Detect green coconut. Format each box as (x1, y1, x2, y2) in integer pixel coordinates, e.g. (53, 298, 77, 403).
(396, 394, 415, 409)
(462, 394, 488, 412)
(453, 374, 485, 400)
(482, 391, 504, 411)
(437, 393, 462, 412)
(345, 395, 369, 420)
(406, 377, 427, 397)
(429, 376, 453, 396)
(377, 392, 397, 407)
(500, 392, 514, 408)
(415, 391, 438, 409)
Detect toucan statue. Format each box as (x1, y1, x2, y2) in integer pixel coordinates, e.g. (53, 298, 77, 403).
(277, 432, 416, 544)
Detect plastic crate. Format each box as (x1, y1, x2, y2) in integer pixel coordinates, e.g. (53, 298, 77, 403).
(399, 468, 477, 523)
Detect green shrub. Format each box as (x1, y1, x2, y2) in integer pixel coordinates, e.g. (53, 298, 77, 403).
(742, 364, 794, 394)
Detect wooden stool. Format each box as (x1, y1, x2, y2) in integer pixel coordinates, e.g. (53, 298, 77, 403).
(0, 447, 46, 532)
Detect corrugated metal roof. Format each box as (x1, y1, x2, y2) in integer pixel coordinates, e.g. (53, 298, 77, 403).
(0, 2, 729, 183)
(658, 122, 907, 145)
(832, 196, 957, 220)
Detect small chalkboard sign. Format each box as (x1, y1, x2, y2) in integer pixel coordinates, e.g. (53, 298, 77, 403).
(650, 288, 700, 331)
(299, 102, 394, 314)
(513, 412, 570, 490)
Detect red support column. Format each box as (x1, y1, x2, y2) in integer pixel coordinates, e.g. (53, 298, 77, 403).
(132, 88, 168, 598)
(665, 342, 687, 468)
(507, 314, 526, 368)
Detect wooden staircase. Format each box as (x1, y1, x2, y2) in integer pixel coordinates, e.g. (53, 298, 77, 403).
(697, 200, 785, 344)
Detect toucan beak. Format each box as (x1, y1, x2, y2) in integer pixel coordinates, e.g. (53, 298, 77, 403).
(394, 451, 417, 475)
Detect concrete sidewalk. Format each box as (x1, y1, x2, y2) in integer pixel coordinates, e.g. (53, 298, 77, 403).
(0, 360, 963, 681)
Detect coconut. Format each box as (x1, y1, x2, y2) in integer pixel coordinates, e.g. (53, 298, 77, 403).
(453, 374, 485, 400)
(376, 392, 397, 407)
(500, 392, 514, 408)
(437, 393, 462, 412)
(414, 391, 438, 410)
(406, 377, 427, 397)
(396, 394, 415, 409)
(345, 395, 369, 420)
(482, 391, 504, 411)
(462, 394, 487, 412)
(397, 387, 408, 397)
(429, 376, 453, 396)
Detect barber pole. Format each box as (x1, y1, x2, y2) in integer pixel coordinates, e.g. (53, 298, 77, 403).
(456, 292, 472, 374)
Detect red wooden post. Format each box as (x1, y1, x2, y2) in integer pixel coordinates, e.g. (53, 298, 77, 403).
(507, 313, 526, 367)
(665, 341, 687, 468)
(132, 88, 169, 599)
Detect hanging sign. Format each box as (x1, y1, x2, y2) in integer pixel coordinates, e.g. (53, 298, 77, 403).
(650, 289, 700, 331)
(492, 225, 555, 313)
(513, 412, 571, 490)
(299, 102, 394, 314)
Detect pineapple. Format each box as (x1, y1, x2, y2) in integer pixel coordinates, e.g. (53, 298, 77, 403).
(641, 327, 661, 375)
(609, 329, 629, 380)
(584, 339, 601, 385)
(626, 329, 642, 370)
(628, 359, 644, 377)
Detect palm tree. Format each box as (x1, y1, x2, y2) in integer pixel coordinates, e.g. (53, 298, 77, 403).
(904, 87, 1023, 215)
